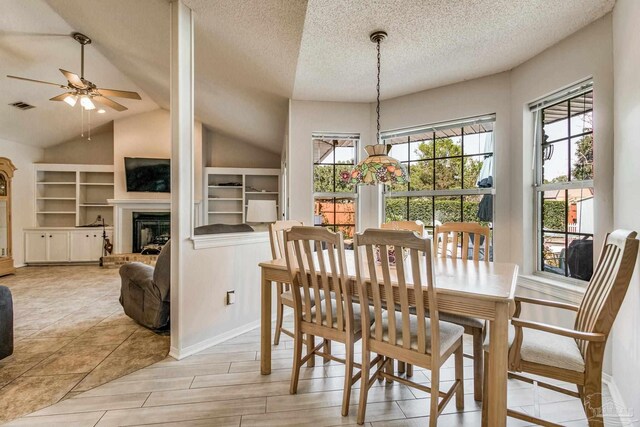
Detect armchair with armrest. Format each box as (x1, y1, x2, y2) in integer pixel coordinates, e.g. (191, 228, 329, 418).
(119, 240, 171, 330)
(482, 230, 639, 427)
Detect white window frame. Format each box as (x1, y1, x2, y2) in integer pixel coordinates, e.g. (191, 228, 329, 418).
(311, 132, 359, 236)
(381, 115, 497, 238)
(530, 79, 594, 284)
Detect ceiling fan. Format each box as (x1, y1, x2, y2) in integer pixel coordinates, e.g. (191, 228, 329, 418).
(6, 32, 141, 112)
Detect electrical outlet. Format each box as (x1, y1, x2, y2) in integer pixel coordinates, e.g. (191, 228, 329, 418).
(226, 290, 235, 305)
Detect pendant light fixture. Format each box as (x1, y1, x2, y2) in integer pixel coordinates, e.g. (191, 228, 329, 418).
(349, 31, 408, 186)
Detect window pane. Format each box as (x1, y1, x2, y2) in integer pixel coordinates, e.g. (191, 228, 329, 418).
(411, 139, 432, 161)
(542, 232, 566, 276)
(570, 135, 593, 181)
(334, 144, 355, 164)
(566, 234, 593, 281)
(385, 197, 408, 222)
(313, 139, 334, 164)
(389, 142, 409, 163)
(408, 196, 433, 226)
(463, 194, 493, 225)
(543, 100, 569, 142)
(434, 196, 461, 225)
(463, 155, 489, 189)
(542, 141, 569, 183)
(409, 160, 433, 191)
(435, 157, 462, 190)
(568, 187, 594, 235)
(570, 92, 593, 137)
(435, 136, 462, 158)
(314, 165, 334, 192)
(314, 198, 334, 225)
(464, 124, 494, 155)
(541, 190, 566, 232)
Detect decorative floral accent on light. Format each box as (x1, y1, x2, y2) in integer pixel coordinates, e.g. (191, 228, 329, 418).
(350, 144, 408, 185)
(340, 170, 351, 183)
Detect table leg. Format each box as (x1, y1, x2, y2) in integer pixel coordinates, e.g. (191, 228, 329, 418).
(487, 302, 509, 427)
(260, 268, 272, 375)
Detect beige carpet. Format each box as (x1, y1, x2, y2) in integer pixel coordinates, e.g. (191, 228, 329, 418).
(0, 265, 170, 423)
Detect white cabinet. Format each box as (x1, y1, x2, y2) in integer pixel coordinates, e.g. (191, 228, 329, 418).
(25, 227, 112, 264)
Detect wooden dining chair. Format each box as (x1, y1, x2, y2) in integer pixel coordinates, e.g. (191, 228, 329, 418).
(424, 222, 489, 401)
(284, 226, 372, 416)
(381, 220, 425, 236)
(482, 230, 638, 427)
(354, 229, 465, 426)
(268, 220, 302, 345)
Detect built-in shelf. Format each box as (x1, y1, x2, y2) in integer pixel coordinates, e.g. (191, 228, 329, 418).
(208, 185, 242, 189)
(245, 191, 279, 195)
(37, 182, 76, 185)
(208, 211, 243, 214)
(37, 197, 76, 200)
(208, 197, 242, 201)
(80, 204, 109, 207)
(79, 183, 114, 186)
(37, 211, 76, 214)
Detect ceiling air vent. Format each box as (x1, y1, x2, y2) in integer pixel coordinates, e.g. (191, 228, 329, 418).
(9, 101, 35, 111)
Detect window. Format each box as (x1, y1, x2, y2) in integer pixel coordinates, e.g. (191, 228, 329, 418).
(312, 134, 358, 239)
(382, 116, 495, 259)
(533, 83, 594, 281)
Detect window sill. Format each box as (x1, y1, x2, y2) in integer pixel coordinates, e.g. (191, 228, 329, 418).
(518, 273, 585, 304)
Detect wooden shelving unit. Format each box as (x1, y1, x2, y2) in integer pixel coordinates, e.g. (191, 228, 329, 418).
(204, 167, 280, 225)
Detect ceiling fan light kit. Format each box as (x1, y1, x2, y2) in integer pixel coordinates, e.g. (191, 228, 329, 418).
(6, 32, 142, 139)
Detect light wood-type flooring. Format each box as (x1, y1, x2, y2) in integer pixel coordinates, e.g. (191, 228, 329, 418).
(5, 314, 621, 426)
(0, 266, 170, 423)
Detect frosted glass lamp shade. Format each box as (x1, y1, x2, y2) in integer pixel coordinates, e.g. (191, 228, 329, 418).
(246, 200, 277, 223)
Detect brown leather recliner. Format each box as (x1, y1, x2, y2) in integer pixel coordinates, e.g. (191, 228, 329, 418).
(119, 240, 170, 329)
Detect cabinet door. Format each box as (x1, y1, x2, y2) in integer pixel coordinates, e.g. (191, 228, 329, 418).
(25, 232, 47, 262)
(69, 231, 93, 261)
(46, 232, 69, 262)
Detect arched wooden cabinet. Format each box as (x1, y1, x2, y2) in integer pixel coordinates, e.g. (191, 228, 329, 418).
(0, 158, 17, 276)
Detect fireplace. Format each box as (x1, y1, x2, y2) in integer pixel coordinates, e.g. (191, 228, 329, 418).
(132, 212, 170, 253)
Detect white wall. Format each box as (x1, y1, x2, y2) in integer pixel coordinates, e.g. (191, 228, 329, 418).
(611, 0, 640, 416)
(379, 72, 511, 262)
(0, 138, 43, 267)
(113, 108, 203, 202)
(288, 100, 378, 230)
(205, 129, 280, 169)
(509, 14, 614, 275)
(43, 123, 114, 165)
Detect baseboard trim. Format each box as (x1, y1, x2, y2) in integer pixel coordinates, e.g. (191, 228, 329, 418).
(169, 319, 261, 360)
(602, 373, 635, 426)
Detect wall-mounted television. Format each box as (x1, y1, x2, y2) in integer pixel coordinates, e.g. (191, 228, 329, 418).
(124, 157, 170, 193)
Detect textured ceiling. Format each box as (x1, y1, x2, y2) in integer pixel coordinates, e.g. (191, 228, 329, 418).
(45, 0, 308, 153)
(293, 0, 615, 101)
(0, 0, 159, 148)
(1, 0, 615, 152)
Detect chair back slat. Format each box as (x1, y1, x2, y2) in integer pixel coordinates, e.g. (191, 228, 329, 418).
(285, 226, 352, 334)
(435, 222, 491, 261)
(574, 230, 639, 356)
(354, 229, 439, 360)
(269, 220, 302, 260)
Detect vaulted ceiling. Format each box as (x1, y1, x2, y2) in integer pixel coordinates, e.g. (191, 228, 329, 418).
(1, 0, 614, 152)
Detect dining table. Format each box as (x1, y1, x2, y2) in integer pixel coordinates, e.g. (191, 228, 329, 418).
(258, 250, 518, 427)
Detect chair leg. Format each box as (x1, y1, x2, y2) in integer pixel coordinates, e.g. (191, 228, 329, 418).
(406, 363, 413, 377)
(274, 283, 284, 345)
(290, 326, 303, 394)
(473, 327, 484, 401)
(455, 340, 465, 410)
(398, 361, 406, 374)
(306, 334, 315, 367)
(385, 358, 394, 383)
(357, 349, 371, 425)
(323, 338, 331, 361)
(341, 339, 355, 416)
(481, 351, 489, 427)
(376, 354, 384, 381)
(583, 380, 604, 427)
(429, 367, 440, 427)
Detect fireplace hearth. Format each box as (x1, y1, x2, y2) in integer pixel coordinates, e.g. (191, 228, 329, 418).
(132, 212, 170, 253)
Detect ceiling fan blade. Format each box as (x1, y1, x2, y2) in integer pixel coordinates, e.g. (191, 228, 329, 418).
(97, 88, 141, 100)
(50, 93, 73, 101)
(6, 75, 66, 87)
(59, 69, 86, 88)
(93, 95, 127, 112)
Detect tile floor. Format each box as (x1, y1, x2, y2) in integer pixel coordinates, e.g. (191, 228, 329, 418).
(6, 316, 619, 426)
(0, 266, 170, 423)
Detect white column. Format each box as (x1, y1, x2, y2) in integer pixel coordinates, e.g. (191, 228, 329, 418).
(169, 0, 194, 356)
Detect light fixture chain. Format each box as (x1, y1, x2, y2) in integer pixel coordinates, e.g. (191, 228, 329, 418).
(376, 38, 381, 144)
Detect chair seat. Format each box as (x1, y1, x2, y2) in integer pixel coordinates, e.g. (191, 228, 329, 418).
(281, 289, 326, 307)
(373, 311, 464, 357)
(309, 299, 374, 333)
(483, 324, 585, 373)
